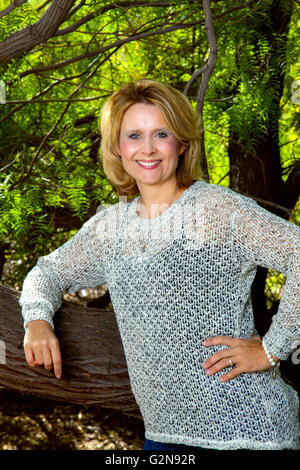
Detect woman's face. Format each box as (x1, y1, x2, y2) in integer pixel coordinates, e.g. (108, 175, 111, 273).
(118, 102, 184, 190)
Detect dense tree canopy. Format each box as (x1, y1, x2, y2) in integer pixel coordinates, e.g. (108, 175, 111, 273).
(0, 0, 299, 303)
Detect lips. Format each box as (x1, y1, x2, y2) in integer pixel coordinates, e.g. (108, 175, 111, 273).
(136, 160, 161, 169)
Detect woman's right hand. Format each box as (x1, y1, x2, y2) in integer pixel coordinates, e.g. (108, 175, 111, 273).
(23, 320, 62, 379)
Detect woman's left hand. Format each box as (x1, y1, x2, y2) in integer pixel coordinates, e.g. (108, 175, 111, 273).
(202, 335, 279, 382)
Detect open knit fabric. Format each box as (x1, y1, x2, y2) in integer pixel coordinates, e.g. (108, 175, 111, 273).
(20, 180, 300, 450)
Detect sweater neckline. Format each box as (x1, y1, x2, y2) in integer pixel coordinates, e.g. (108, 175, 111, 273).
(128, 179, 204, 226)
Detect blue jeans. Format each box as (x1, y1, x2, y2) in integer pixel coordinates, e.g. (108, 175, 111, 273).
(143, 438, 215, 451)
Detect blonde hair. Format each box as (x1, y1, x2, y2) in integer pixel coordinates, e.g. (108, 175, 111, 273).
(100, 79, 202, 199)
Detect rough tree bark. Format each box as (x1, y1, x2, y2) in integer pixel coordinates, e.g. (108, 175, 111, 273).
(0, 0, 77, 63)
(0, 284, 141, 418)
(0, 283, 298, 416)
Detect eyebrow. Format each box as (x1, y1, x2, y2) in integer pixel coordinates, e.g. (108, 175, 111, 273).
(124, 127, 170, 133)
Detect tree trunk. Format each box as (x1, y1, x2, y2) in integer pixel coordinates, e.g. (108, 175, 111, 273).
(227, 0, 299, 394)
(0, 283, 298, 414)
(0, 0, 77, 64)
(228, 1, 295, 209)
(0, 285, 141, 418)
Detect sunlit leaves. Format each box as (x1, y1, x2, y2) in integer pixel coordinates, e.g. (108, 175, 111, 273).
(0, 0, 299, 287)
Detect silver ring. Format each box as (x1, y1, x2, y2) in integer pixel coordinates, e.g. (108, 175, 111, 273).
(228, 358, 233, 368)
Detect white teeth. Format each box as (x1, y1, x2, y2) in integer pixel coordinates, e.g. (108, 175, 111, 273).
(137, 160, 160, 167)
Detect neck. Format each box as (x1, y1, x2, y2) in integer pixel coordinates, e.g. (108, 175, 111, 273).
(136, 181, 182, 219)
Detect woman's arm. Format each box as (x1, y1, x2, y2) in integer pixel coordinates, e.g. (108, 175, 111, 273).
(20, 212, 107, 378)
(202, 196, 300, 381)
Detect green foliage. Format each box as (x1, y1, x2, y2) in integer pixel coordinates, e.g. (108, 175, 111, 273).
(0, 2, 38, 41)
(265, 270, 286, 309)
(0, 0, 299, 288)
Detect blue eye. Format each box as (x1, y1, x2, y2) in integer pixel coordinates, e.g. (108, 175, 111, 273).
(157, 132, 168, 138)
(129, 133, 140, 139)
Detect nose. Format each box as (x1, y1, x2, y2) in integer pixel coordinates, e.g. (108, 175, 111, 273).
(140, 136, 155, 155)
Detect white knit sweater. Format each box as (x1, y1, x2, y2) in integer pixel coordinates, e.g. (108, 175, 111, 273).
(20, 180, 300, 450)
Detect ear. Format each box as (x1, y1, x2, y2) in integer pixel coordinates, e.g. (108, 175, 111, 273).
(178, 142, 186, 156)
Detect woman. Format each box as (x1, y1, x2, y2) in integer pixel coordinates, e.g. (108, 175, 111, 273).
(20, 79, 299, 451)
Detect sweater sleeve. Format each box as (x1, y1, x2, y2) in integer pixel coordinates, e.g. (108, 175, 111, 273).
(19, 212, 107, 330)
(232, 197, 300, 360)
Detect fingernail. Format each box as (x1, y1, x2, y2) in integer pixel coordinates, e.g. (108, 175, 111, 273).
(202, 340, 208, 346)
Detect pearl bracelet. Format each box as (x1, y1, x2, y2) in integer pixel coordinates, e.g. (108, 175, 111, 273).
(262, 339, 276, 367)
(262, 339, 280, 379)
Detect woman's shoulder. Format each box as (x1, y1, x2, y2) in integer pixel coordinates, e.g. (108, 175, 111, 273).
(193, 180, 255, 210)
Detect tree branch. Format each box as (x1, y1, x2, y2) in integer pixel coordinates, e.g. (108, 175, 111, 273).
(0, 285, 140, 415)
(19, 20, 203, 78)
(1, 58, 112, 124)
(2, 0, 261, 78)
(0, 0, 28, 20)
(0, 0, 261, 66)
(0, 0, 77, 63)
(183, 1, 260, 183)
(35, 0, 52, 12)
(3, 95, 109, 104)
(205, 128, 265, 165)
(186, 0, 218, 182)
(184, 0, 261, 96)
(55, 1, 172, 37)
(7, 48, 119, 191)
(0, 76, 66, 124)
(197, 0, 217, 116)
(65, 0, 86, 21)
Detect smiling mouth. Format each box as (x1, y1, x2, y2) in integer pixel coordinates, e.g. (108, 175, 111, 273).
(136, 160, 161, 168)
